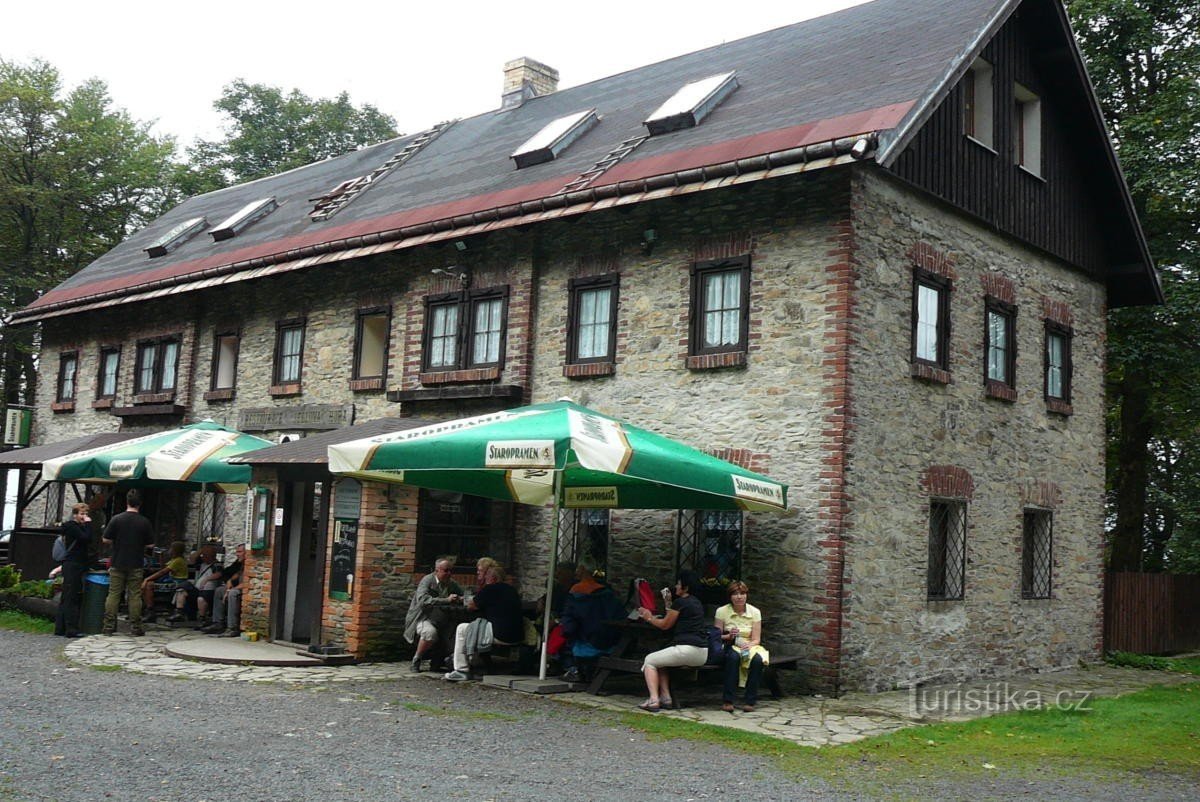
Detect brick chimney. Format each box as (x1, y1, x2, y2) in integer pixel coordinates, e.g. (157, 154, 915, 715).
(501, 57, 559, 109)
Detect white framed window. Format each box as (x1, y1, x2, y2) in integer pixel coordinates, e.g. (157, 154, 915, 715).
(1014, 82, 1042, 176)
(964, 58, 995, 149)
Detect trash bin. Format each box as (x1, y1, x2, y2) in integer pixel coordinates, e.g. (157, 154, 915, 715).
(79, 572, 109, 634)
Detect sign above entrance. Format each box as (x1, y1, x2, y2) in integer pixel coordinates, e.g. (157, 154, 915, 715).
(237, 404, 354, 433)
(332, 478, 362, 520)
(3, 407, 32, 447)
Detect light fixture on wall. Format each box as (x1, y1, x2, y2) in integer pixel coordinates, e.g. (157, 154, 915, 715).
(640, 228, 658, 255)
(453, 239, 469, 251)
(431, 266, 471, 289)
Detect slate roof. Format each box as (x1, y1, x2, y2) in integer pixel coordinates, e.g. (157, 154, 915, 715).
(230, 417, 432, 465)
(11, 0, 1157, 320)
(0, 432, 138, 469)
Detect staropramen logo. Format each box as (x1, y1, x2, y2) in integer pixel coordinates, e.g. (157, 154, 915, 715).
(565, 487, 619, 508)
(109, 459, 139, 478)
(485, 440, 555, 469)
(732, 475, 785, 508)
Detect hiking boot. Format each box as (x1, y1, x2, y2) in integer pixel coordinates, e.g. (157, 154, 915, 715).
(411, 655, 424, 673)
(200, 623, 224, 634)
(219, 629, 239, 638)
(443, 670, 469, 682)
(167, 613, 185, 623)
(561, 667, 582, 683)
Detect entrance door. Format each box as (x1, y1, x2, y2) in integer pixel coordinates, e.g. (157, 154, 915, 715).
(274, 480, 326, 645)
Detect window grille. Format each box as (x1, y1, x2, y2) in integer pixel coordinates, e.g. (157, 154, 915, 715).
(676, 509, 743, 582)
(1022, 509, 1053, 599)
(927, 500, 966, 600)
(416, 488, 513, 571)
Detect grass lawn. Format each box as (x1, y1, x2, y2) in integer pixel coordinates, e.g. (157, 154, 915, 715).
(0, 609, 54, 634)
(623, 677, 1200, 786)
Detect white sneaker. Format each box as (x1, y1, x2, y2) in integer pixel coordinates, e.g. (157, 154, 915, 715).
(443, 670, 469, 682)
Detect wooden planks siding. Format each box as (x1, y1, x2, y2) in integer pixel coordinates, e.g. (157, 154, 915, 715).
(1104, 572, 1200, 655)
(888, 11, 1114, 276)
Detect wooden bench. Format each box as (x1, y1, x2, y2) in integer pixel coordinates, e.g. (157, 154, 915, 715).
(589, 652, 803, 698)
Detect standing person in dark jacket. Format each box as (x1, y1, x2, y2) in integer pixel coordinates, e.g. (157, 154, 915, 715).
(101, 489, 155, 636)
(55, 503, 93, 638)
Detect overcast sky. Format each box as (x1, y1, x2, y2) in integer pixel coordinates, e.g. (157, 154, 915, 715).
(1, 0, 868, 149)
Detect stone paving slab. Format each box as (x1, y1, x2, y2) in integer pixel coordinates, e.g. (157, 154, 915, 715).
(62, 631, 1199, 748)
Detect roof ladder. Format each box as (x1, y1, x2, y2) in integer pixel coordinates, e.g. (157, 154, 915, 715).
(311, 119, 458, 222)
(557, 134, 649, 194)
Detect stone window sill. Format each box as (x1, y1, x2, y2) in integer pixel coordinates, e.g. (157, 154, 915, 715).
(564, 362, 615, 379)
(911, 363, 951, 385)
(1045, 398, 1073, 416)
(349, 377, 385, 392)
(204, 388, 235, 402)
(686, 351, 746, 371)
(420, 367, 501, 385)
(985, 380, 1017, 402)
(269, 383, 302, 397)
(51, 401, 75, 413)
(134, 392, 175, 404)
(91, 398, 114, 410)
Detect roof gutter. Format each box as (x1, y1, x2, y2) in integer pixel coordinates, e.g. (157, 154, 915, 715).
(9, 134, 876, 324)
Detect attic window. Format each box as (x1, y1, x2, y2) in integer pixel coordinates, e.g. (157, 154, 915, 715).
(145, 216, 207, 258)
(511, 109, 599, 168)
(963, 58, 994, 149)
(644, 71, 738, 135)
(1014, 82, 1042, 176)
(209, 197, 278, 241)
(310, 176, 370, 220)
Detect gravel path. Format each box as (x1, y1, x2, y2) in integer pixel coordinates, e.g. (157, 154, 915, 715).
(1, 630, 1195, 801)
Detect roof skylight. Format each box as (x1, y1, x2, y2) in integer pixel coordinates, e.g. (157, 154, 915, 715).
(209, 197, 278, 242)
(511, 109, 599, 168)
(644, 71, 739, 136)
(145, 216, 207, 258)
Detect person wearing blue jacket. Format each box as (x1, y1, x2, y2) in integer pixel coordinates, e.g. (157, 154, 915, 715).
(558, 564, 623, 683)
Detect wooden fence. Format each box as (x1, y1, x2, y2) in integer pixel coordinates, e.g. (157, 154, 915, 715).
(1104, 572, 1200, 655)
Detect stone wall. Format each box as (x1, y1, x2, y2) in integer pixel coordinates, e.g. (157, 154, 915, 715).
(841, 168, 1107, 691)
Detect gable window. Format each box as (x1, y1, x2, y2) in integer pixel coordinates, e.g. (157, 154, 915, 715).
(210, 332, 240, 391)
(690, 256, 750, 356)
(676, 509, 743, 584)
(1044, 322, 1072, 404)
(273, 319, 305, 386)
(422, 288, 509, 372)
(1021, 509, 1053, 599)
(984, 297, 1017, 391)
(135, 338, 180, 395)
(97, 348, 120, 399)
(56, 352, 78, 402)
(912, 269, 951, 372)
(567, 274, 619, 364)
(353, 307, 391, 381)
(963, 58, 994, 149)
(928, 499, 966, 601)
(415, 488, 513, 572)
(1014, 82, 1042, 176)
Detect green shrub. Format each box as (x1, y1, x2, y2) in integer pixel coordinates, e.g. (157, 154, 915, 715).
(0, 564, 21, 590)
(1107, 651, 1173, 671)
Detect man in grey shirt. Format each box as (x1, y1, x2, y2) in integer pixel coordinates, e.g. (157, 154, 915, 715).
(404, 557, 463, 672)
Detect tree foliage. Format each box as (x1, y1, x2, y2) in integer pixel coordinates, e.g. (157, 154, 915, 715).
(0, 59, 177, 407)
(180, 80, 399, 193)
(1066, 0, 1200, 571)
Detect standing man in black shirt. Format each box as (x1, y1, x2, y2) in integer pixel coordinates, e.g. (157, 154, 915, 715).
(55, 503, 93, 638)
(101, 489, 155, 636)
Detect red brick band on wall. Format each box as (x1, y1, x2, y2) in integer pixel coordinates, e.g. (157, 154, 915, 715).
(703, 447, 770, 473)
(1042, 297, 1074, 327)
(981, 272, 1016, 305)
(906, 241, 957, 280)
(815, 216, 856, 694)
(1020, 480, 1062, 510)
(920, 465, 976, 500)
(692, 232, 756, 262)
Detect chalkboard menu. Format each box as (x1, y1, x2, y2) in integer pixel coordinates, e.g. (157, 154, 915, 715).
(329, 518, 357, 601)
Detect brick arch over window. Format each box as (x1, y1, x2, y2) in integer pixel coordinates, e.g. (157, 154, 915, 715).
(907, 241, 957, 280)
(920, 465, 975, 500)
(1019, 480, 1062, 510)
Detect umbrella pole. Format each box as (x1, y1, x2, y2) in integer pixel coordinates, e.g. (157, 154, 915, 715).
(538, 472, 563, 681)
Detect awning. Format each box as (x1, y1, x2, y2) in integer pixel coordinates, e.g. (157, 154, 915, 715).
(229, 417, 436, 465)
(0, 432, 139, 470)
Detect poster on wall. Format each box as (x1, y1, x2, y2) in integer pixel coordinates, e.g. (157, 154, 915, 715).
(329, 518, 357, 601)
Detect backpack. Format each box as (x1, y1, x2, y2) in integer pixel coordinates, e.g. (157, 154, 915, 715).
(51, 535, 69, 563)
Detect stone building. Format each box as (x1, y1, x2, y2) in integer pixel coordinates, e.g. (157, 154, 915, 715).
(9, 0, 1160, 692)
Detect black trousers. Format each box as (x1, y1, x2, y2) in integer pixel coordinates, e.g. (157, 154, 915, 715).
(55, 562, 86, 636)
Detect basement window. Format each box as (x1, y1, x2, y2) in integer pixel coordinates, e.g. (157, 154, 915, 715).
(1014, 82, 1042, 176)
(644, 71, 738, 135)
(512, 109, 599, 168)
(145, 216, 207, 258)
(210, 197, 277, 241)
(963, 58, 994, 149)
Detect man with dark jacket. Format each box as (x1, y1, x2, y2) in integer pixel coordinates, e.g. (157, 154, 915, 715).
(55, 503, 93, 637)
(101, 489, 155, 636)
(558, 564, 623, 682)
(444, 566, 524, 681)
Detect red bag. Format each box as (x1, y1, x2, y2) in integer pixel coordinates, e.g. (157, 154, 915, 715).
(635, 578, 657, 612)
(547, 624, 567, 656)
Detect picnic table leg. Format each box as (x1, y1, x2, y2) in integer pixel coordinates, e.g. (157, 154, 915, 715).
(586, 630, 636, 695)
